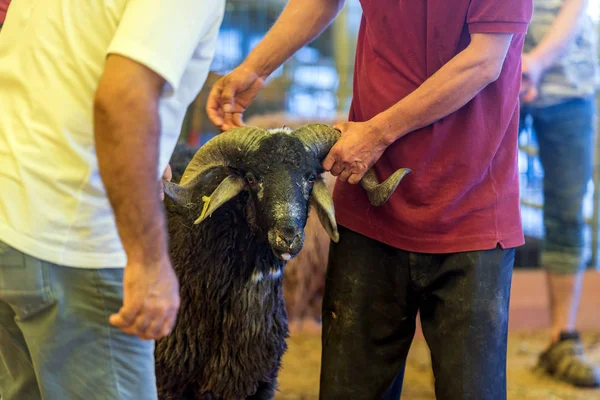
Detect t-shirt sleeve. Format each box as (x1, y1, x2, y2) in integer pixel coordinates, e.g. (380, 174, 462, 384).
(467, 0, 533, 34)
(106, 0, 224, 93)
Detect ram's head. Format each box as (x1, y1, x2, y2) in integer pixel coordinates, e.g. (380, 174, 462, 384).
(163, 124, 410, 261)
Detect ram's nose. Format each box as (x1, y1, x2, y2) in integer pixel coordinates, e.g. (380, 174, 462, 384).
(269, 227, 305, 260)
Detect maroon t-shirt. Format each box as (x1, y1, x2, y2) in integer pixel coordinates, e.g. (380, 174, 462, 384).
(0, 0, 10, 24)
(333, 0, 533, 254)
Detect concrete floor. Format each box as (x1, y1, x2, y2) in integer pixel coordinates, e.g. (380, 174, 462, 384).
(275, 270, 600, 399)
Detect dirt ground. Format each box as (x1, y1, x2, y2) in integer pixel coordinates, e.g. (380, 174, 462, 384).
(275, 329, 600, 400)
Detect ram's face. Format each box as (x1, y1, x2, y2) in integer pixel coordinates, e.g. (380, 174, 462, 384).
(242, 134, 322, 260)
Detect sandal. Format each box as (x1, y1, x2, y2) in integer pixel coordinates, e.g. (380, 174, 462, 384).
(537, 331, 600, 387)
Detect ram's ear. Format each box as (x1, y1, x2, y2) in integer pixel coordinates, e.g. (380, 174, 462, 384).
(310, 176, 339, 243)
(193, 175, 247, 224)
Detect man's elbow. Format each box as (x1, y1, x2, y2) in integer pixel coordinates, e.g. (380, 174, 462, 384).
(479, 58, 505, 84)
(93, 86, 116, 124)
(93, 85, 116, 142)
(468, 33, 513, 84)
(93, 78, 160, 135)
(93, 84, 130, 139)
(93, 55, 165, 128)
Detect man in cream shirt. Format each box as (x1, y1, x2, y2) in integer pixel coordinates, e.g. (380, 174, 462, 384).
(0, 0, 225, 398)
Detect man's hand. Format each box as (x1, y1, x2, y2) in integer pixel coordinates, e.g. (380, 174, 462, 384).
(110, 256, 180, 340)
(206, 65, 265, 131)
(205, 0, 345, 131)
(322, 121, 391, 184)
(521, 53, 543, 103)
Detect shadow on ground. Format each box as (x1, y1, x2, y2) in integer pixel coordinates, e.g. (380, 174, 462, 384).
(275, 330, 600, 400)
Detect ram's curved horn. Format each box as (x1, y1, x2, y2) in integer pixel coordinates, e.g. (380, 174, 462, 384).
(293, 123, 411, 206)
(293, 123, 341, 162)
(179, 126, 271, 185)
(361, 167, 412, 206)
(165, 126, 270, 216)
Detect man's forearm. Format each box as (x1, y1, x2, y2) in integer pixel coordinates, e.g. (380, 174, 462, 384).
(529, 0, 588, 70)
(371, 34, 513, 144)
(243, 0, 345, 78)
(94, 87, 167, 264)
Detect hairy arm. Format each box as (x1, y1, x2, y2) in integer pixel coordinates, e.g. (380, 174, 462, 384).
(206, 0, 346, 129)
(94, 54, 168, 264)
(371, 33, 514, 144)
(529, 0, 589, 70)
(243, 0, 345, 78)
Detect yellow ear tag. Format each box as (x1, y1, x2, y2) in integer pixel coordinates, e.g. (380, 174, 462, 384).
(194, 195, 212, 224)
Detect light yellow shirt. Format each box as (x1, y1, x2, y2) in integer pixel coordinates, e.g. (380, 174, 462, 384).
(0, 0, 225, 268)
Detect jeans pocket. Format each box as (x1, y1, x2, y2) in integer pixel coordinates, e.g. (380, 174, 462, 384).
(0, 240, 15, 257)
(0, 243, 55, 319)
(92, 268, 124, 316)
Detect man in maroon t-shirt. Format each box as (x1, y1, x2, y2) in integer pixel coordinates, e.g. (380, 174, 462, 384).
(207, 0, 532, 398)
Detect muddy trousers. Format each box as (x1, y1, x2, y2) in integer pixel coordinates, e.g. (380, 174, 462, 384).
(319, 226, 515, 400)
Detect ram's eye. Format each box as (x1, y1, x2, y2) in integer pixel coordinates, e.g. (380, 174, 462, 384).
(307, 174, 316, 183)
(246, 174, 257, 185)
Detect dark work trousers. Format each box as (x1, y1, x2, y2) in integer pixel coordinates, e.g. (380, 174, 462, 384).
(319, 226, 515, 400)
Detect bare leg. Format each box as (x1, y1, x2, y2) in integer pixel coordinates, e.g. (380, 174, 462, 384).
(546, 271, 583, 343)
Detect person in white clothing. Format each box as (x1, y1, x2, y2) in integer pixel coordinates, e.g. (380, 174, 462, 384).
(0, 0, 225, 398)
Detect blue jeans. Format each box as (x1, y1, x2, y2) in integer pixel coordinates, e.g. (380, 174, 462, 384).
(0, 241, 158, 400)
(520, 96, 597, 274)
